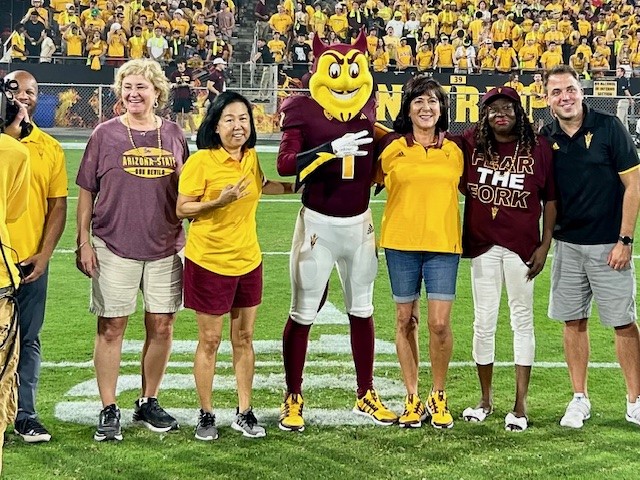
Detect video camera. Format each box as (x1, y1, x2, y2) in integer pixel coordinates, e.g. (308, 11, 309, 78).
(0, 77, 33, 138)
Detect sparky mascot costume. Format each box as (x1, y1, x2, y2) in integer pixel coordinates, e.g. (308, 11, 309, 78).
(277, 31, 397, 431)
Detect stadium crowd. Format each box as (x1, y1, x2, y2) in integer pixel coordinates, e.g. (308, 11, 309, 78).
(8, 0, 640, 77)
(8, 0, 238, 68)
(251, 0, 640, 77)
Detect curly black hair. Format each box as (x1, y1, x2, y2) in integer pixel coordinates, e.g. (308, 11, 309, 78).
(474, 99, 537, 163)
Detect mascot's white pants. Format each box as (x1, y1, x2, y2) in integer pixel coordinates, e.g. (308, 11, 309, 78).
(288, 207, 377, 325)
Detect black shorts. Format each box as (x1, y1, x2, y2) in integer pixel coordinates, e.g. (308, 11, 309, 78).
(173, 98, 193, 113)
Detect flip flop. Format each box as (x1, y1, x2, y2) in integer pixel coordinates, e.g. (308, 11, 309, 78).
(462, 406, 492, 422)
(505, 412, 528, 432)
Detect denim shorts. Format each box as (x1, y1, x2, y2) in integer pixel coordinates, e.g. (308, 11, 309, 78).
(384, 248, 460, 303)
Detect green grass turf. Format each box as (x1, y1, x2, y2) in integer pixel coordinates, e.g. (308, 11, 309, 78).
(3, 149, 640, 479)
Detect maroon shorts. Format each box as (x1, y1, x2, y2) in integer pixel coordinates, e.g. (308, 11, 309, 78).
(184, 259, 263, 315)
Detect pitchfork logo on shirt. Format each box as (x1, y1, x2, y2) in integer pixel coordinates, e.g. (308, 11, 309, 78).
(467, 152, 533, 210)
(121, 147, 177, 178)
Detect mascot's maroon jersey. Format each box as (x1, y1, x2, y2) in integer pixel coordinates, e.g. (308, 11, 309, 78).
(277, 95, 376, 217)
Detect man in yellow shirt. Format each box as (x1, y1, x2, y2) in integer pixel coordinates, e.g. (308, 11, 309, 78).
(267, 31, 286, 63)
(469, 11, 484, 45)
(170, 9, 190, 37)
(64, 23, 86, 62)
(491, 10, 512, 43)
(395, 36, 413, 70)
(433, 34, 454, 70)
(22, 0, 49, 28)
(438, 2, 457, 36)
(519, 36, 540, 71)
(577, 11, 592, 38)
(527, 72, 549, 131)
(477, 38, 497, 72)
(328, 4, 349, 40)
(366, 27, 378, 55)
(5, 71, 67, 445)
(84, 8, 106, 35)
(495, 39, 518, 73)
(10, 24, 27, 62)
(269, 4, 293, 36)
(575, 36, 592, 63)
(58, 3, 81, 37)
(540, 41, 563, 70)
(127, 25, 146, 58)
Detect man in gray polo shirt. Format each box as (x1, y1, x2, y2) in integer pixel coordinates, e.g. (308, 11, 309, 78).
(542, 65, 640, 428)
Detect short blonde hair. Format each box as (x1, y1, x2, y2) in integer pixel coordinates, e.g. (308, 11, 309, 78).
(113, 59, 170, 109)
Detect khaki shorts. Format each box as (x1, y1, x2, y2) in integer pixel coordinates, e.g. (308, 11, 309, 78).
(90, 237, 183, 318)
(549, 240, 637, 327)
(0, 296, 19, 429)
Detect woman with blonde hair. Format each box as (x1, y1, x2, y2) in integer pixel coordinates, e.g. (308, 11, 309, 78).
(76, 59, 188, 442)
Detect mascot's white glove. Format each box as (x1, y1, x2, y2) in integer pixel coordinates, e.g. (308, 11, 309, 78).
(330, 130, 373, 158)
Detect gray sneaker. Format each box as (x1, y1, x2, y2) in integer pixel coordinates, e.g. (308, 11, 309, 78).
(94, 404, 123, 442)
(231, 407, 266, 438)
(195, 409, 218, 441)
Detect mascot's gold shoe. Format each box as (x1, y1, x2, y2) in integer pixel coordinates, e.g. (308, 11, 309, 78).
(352, 389, 398, 426)
(279, 393, 305, 432)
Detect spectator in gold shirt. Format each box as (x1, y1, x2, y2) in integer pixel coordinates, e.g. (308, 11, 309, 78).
(433, 34, 454, 70)
(540, 41, 563, 71)
(495, 39, 518, 73)
(477, 38, 497, 72)
(328, 3, 349, 40)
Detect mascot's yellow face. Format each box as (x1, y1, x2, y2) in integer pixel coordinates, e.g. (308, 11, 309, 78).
(309, 32, 373, 122)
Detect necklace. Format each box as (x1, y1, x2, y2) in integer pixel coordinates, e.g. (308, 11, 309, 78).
(490, 139, 519, 170)
(124, 113, 162, 153)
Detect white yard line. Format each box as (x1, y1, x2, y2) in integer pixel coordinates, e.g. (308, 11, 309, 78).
(42, 360, 621, 369)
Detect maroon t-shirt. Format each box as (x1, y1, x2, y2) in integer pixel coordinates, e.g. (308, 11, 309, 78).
(459, 129, 556, 262)
(170, 68, 193, 101)
(277, 95, 376, 217)
(76, 117, 188, 260)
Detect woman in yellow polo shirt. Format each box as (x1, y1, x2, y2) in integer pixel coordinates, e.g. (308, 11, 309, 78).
(376, 77, 463, 430)
(177, 92, 296, 441)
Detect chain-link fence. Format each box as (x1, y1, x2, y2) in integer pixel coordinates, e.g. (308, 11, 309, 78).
(33, 84, 639, 137)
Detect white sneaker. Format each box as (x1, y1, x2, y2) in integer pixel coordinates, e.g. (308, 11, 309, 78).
(626, 395, 640, 426)
(560, 394, 591, 429)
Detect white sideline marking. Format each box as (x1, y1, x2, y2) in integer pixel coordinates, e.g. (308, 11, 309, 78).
(42, 360, 622, 369)
(55, 402, 406, 427)
(315, 301, 349, 325)
(64, 373, 406, 398)
(118, 335, 396, 356)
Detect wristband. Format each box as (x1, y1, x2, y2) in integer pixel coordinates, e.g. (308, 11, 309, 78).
(75, 240, 90, 253)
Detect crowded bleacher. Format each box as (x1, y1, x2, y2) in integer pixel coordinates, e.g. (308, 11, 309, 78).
(2, 0, 639, 78)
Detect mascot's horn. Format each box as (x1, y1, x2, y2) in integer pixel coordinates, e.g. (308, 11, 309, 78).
(311, 28, 368, 74)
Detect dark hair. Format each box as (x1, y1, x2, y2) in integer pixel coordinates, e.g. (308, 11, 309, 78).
(475, 97, 537, 163)
(196, 91, 257, 150)
(393, 76, 449, 134)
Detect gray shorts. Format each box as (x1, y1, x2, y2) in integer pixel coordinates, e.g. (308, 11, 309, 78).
(90, 237, 184, 318)
(548, 240, 637, 327)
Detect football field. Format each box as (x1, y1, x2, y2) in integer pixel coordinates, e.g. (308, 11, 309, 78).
(4, 147, 640, 479)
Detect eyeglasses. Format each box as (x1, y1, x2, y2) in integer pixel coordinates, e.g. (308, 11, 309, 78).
(487, 103, 515, 116)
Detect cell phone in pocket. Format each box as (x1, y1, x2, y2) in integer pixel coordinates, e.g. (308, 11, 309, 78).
(16, 263, 35, 279)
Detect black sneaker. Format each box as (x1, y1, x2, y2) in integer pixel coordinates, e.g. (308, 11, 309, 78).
(94, 404, 122, 442)
(133, 397, 179, 433)
(15, 417, 51, 443)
